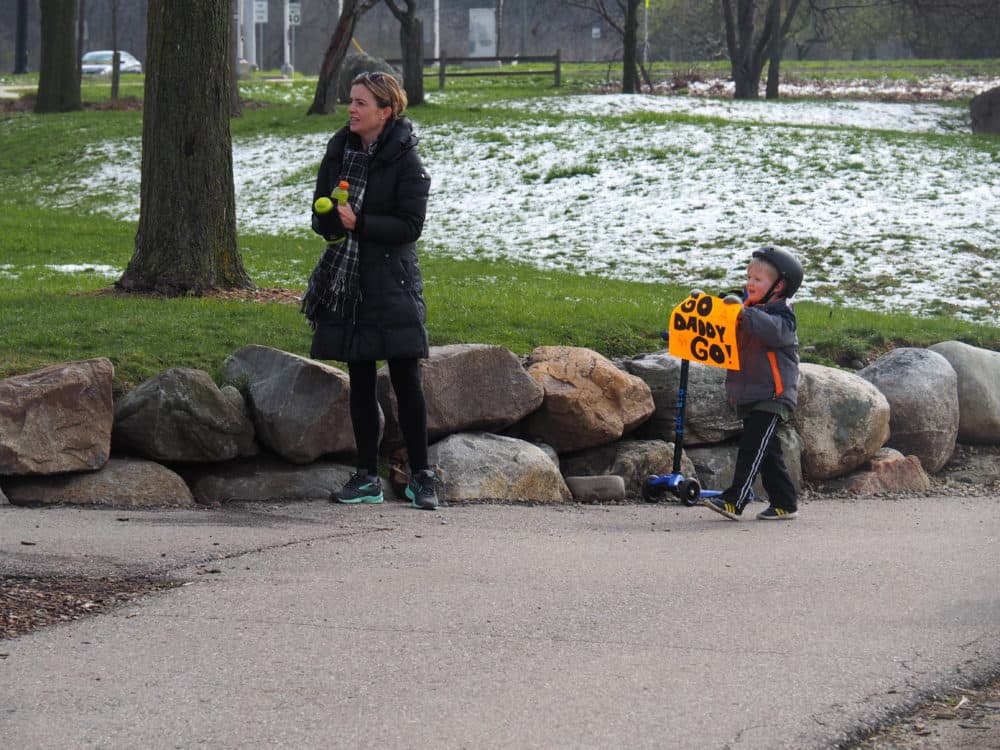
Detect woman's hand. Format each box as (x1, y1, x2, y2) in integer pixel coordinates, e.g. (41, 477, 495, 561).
(337, 203, 357, 231)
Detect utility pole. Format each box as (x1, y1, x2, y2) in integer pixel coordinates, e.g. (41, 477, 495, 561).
(434, 0, 440, 60)
(243, 0, 256, 69)
(643, 0, 649, 67)
(281, 0, 293, 76)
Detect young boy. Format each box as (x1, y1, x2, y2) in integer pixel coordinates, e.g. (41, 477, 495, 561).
(702, 246, 803, 521)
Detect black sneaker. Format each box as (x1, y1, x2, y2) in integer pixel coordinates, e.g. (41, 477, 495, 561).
(756, 506, 798, 520)
(702, 496, 743, 521)
(335, 472, 383, 504)
(405, 469, 439, 510)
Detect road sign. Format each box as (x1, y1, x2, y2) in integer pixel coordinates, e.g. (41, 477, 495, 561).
(289, 2, 302, 26)
(254, 0, 268, 24)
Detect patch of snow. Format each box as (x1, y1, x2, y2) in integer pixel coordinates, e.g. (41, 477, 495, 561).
(66, 90, 1000, 325)
(45, 264, 120, 278)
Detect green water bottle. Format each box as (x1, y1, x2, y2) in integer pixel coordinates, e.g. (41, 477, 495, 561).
(331, 180, 350, 206)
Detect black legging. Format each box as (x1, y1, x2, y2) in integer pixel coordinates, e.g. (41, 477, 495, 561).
(348, 358, 428, 475)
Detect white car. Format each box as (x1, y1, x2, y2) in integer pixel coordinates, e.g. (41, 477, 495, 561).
(81, 50, 143, 75)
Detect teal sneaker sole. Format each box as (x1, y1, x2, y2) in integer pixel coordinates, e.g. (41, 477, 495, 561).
(405, 487, 437, 510)
(336, 493, 383, 505)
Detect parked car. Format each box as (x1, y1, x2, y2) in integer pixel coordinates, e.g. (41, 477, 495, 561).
(81, 50, 142, 75)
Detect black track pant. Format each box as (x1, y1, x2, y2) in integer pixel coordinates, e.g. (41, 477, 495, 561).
(348, 358, 428, 475)
(726, 409, 797, 512)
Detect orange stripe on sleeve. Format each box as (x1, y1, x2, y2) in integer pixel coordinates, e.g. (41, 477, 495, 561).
(768, 351, 784, 396)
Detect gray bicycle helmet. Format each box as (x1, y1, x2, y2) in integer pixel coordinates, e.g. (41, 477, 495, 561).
(752, 246, 804, 298)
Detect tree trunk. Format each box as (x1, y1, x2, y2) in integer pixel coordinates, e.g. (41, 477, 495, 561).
(764, 0, 781, 99)
(386, 0, 425, 107)
(724, 0, 803, 100)
(14, 0, 29, 74)
(118, 0, 251, 295)
(308, 0, 379, 116)
(400, 17, 425, 106)
(622, 0, 640, 93)
(36, 0, 81, 113)
(230, 0, 242, 117)
(77, 0, 85, 86)
(723, 0, 761, 99)
(111, 0, 120, 101)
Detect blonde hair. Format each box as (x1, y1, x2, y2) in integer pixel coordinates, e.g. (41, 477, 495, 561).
(352, 72, 408, 119)
(749, 256, 780, 283)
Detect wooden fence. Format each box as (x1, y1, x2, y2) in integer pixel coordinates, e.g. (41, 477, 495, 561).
(388, 50, 562, 89)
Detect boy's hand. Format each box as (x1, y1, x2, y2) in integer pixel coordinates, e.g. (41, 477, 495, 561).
(689, 288, 705, 297)
(723, 294, 742, 304)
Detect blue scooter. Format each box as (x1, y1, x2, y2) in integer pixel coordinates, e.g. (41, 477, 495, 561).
(641, 357, 732, 506)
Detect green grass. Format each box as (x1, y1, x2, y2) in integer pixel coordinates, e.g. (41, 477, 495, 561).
(2, 62, 998, 394)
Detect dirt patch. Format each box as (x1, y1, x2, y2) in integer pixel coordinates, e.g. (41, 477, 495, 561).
(0, 94, 144, 113)
(848, 677, 1000, 749)
(0, 575, 179, 641)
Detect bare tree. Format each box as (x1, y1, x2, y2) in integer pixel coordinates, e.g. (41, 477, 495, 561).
(118, 0, 251, 295)
(721, 0, 803, 99)
(808, 0, 1000, 58)
(308, 0, 380, 115)
(35, 0, 82, 113)
(384, 0, 424, 106)
(562, 0, 648, 92)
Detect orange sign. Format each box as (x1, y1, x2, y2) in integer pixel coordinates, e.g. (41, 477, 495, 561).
(668, 293, 741, 370)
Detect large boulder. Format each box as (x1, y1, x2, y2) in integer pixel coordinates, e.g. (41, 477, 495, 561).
(0, 358, 113, 476)
(928, 341, 1000, 444)
(825, 448, 931, 495)
(791, 363, 890, 480)
(429, 432, 572, 503)
(521, 346, 655, 454)
(3, 457, 194, 508)
(623, 352, 740, 445)
(181, 454, 355, 504)
(113, 368, 257, 463)
(971, 86, 1000, 135)
(379, 344, 544, 449)
(858, 348, 958, 473)
(560, 439, 695, 500)
(222, 345, 363, 464)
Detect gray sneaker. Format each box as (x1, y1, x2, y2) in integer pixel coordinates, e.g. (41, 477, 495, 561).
(756, 506, 798, 520)
(405, 469, 439, 510)
(335, 472, 383, 504)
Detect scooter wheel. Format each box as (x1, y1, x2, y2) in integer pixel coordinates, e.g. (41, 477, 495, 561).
(641, 477, 667, 504)
(678, 478, 702, 506)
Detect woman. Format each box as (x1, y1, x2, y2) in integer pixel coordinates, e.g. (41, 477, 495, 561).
(302, 71, 437, 510)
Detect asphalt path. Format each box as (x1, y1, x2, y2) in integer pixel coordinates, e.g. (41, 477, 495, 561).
(2, 495, 999, 749)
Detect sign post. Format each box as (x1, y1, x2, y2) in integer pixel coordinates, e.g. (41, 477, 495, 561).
(287, 2, 301, 76)
(253, 0, 268, 70)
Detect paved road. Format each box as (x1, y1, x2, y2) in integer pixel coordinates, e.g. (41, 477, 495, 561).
(2, 496, 998, 749)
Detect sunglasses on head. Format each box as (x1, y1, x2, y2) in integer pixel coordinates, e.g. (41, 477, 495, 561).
(352, 71, 387, 84)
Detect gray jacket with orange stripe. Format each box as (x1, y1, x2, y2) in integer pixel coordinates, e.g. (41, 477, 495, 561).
(725, 298, 799, 414)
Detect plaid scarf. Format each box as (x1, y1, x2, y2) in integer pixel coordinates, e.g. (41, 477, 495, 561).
(301, 141, 373, 326)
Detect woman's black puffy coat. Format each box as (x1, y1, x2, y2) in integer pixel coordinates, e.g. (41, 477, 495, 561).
(308, 117, 431, 362)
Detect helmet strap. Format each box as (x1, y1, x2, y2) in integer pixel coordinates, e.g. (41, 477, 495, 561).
(759, 277, 782, 305)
